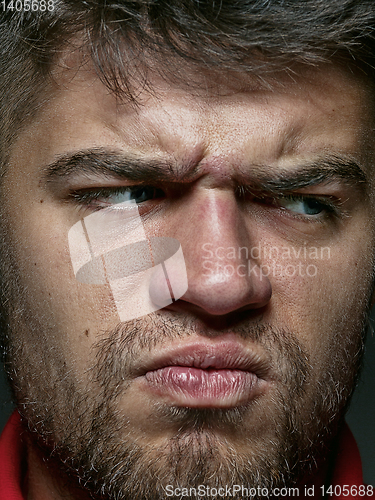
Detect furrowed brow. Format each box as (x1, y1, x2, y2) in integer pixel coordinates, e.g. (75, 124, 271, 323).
(43, 148, 197, 184)
(247, 156, 368, 194)
(44, 150, 368, 195)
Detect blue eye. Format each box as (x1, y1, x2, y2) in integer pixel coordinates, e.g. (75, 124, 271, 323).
(129, 186, 154, 203)
(277, 196, 329, 216)
(108, 186, 163, 205)
(71, 185, 165, 209)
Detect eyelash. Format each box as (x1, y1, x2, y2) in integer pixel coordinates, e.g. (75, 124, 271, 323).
(69, 186, 165, 210)
(257, 193, 341, 217)
(69, 185, 343, 222)
(235, 184, 345, 224)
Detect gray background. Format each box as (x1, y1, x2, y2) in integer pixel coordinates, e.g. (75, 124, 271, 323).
(0, 317, 373, 484)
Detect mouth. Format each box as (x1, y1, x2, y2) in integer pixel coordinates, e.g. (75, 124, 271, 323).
(135, 337, 270, 409)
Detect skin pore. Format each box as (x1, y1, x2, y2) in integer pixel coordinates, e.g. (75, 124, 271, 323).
(0, 59, 375, 499)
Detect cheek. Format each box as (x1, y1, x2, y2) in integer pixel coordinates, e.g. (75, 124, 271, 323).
(1, 202, 121, 378)
(266, 234, 373, 369)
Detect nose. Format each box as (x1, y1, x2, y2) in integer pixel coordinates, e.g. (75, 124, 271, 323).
(151, 188, 272, 317)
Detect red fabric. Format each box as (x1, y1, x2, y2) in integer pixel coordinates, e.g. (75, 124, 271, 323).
(0, 412, 25, 499)
(329, 425, 374, 498)
(0, 411, 371, 499)
(331, 425, 364, 487)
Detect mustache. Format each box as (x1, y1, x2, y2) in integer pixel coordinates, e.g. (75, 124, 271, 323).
(90, 313, 310, 397)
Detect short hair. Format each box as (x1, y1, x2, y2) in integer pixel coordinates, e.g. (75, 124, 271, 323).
(1, 0, 375, 171)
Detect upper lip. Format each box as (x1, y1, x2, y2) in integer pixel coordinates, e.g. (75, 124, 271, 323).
(133, 337, 271, 379)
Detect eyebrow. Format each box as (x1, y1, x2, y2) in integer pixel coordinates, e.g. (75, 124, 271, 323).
(44, 148, 368, 194)
(44, 148, 198, 184)
(250, 155, 368, 194)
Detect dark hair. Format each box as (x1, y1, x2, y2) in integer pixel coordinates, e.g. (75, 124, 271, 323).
(1, 0, 375, 169)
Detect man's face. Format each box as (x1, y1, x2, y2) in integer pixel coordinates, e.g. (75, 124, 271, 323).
(1, 61, 375, 498)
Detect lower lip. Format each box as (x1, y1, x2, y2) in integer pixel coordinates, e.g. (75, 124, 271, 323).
(144, 366, 261, 408)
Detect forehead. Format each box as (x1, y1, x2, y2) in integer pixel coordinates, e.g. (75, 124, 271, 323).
(8, 61, 375, 178)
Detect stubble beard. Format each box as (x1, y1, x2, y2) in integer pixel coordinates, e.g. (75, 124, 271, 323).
(2, 309, 367, 500)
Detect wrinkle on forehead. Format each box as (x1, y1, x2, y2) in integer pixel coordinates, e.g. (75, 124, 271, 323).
(11, 53, 375, 189)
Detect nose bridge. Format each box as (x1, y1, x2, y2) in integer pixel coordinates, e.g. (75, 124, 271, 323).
(191, 188, 249, 265)
(174, 186, 272, 316)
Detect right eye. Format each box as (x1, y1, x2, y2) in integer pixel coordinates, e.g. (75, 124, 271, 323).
(70, 185, 166, 209)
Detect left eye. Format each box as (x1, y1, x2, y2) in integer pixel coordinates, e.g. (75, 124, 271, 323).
(277, 196, 332, 216)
